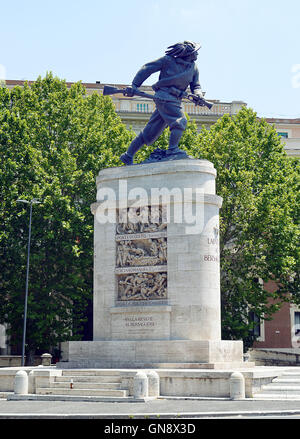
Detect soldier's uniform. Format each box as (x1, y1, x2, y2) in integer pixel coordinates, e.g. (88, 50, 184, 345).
(132, 54, 202, 145)
(120, 41, 203, 165)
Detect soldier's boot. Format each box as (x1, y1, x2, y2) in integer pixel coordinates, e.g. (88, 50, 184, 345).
(120, 132, 145, 165)
(166, 128, 187, 156)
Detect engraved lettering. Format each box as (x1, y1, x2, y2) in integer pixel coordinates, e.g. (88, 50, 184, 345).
(116, 231, 167, 241)
(203, 254, 219, 262)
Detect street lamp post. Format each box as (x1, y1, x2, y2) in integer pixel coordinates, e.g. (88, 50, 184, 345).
(17, 198, 41, 366)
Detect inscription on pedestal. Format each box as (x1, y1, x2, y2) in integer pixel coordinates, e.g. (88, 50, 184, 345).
(203, 255, 219, 262)
(116, 265, 167, 274)
(110, 306, 172, 340)
(116, 231, 167, 241)
(203, 228, 220, 262)
(124, 316, 155, 327)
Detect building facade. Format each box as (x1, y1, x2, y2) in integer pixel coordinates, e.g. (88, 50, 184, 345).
(267, 117, 300, 158)
(253, 281, 300, 349)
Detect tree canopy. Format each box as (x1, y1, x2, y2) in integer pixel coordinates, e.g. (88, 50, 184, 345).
(0, 73, 133, 359)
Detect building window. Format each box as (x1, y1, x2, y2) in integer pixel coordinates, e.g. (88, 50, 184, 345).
(137, 103, 149, 112)
(249, 311, 261, 337)
(295, 312, 300, 335)
(277, 132, 288, 138)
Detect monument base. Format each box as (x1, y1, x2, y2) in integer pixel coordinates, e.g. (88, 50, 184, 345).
(58, 339, 253, 369)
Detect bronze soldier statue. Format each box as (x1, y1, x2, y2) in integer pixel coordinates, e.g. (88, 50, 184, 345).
(119, 41, 204, 165)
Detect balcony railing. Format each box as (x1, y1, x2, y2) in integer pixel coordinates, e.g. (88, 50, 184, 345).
(281, 138, 300, 156)
(113, 98, 242, 117)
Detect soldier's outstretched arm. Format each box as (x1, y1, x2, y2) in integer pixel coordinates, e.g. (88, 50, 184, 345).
(132, 57, 165, 88)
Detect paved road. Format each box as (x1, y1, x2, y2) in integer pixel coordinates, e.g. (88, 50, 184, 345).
(2, 398, 300, 418)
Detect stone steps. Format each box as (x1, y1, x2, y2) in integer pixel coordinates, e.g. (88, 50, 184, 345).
(55, 375, 121, 383)
(271, 378, 300, 385)
(36, 369, 129, 399)
(61, 369, 122, 376)
(51, 381, 121, 390)
(254, 371, 300, 399)
(281, 372, 300, 378)
(261, 385, 300, 392)
(37, 387, 129, 397)
(7, 394, 143, 402)
(253, 394, 300, 400)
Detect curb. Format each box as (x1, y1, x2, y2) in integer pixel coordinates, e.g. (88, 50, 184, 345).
(1, 409, 300, 419)
(6, 394, 230, 402)
(6, 394, 151, 403)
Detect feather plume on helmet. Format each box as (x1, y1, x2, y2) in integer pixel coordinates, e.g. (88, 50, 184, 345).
(165, 41, 201, 58)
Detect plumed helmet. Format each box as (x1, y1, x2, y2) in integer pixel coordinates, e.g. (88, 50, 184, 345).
(165, 41, 201, 58)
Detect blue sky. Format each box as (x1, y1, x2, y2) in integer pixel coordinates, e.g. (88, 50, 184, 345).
(1, 0, 299, 118)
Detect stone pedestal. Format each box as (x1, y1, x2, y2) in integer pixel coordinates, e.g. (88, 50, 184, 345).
(60, 159, 247, 368)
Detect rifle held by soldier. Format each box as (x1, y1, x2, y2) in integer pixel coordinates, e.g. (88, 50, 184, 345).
(103, 85, 213, 110)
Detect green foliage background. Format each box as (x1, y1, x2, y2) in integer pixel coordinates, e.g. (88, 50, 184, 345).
(0, 74, 299, 358)
(0, 74, 133, 357)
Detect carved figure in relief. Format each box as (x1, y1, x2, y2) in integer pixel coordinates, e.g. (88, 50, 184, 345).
(142, 222, 167, 233)
(128, 244, 145, 258)
(157, 238, 167, 263)
(116, 221, 139, 235)
(146, 273, 167, 298)
(116, 241, 132, 267)
(116, 206, 167, 235)
(118, 272, 167, 301)
(119, 275, 135, 299)
(149, 240, 159, 256)
(116, 238, 167, 267)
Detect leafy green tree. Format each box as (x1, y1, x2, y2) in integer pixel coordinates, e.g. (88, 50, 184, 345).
(0, 73, 133, 362)
(182, 108, 299, 347)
